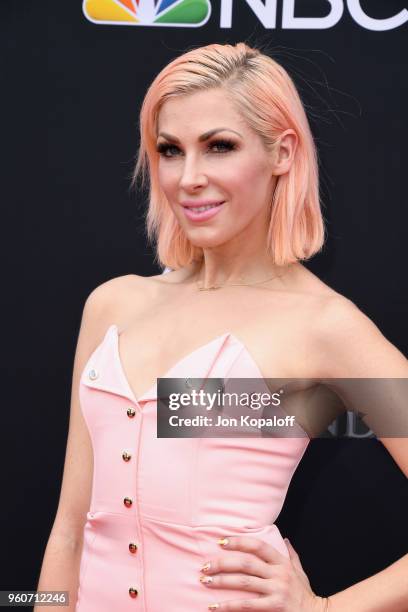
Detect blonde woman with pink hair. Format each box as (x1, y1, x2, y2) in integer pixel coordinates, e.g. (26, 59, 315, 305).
(37, 43, 408, 611)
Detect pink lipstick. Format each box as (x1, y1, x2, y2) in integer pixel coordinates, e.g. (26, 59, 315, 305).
(181, 201, 225, 222)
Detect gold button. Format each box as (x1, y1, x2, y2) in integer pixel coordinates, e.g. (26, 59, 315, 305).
(127, 407, 136, 418)
(123, 497, 133, 508)
(128, 587, 138, 598)
(129, 542, 138, 553)
(122, 451, 132, 462)
(88, 368, 98, 380)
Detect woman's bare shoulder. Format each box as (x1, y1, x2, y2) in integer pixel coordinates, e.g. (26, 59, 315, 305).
(84, 271, 183, 330)
(90, 271, 172, 296)
(266, 264, 406, 377)
(85, 273, 145, 308)
(292, 266, 374, 338)
(307, 290, 406, 377)
(277, 264, 350, 324)
(81, 274, 153, 338)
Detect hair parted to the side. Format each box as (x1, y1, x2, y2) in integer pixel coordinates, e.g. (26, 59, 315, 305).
(131, 42, 326, 270)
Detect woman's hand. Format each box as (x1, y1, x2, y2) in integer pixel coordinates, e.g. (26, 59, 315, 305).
(198, 535, 329, 611)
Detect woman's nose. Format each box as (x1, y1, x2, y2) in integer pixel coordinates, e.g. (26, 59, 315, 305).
(179, 156, 208, 190)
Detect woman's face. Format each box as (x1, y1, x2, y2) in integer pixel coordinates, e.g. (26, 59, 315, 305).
(156, 88, 281, 251)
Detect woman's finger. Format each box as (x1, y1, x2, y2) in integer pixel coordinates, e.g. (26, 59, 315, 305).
(200, 552, 273, 579)
(207, 595, 281, 611)
(200, 572, 271, 594)
(217, 536, 288, 565)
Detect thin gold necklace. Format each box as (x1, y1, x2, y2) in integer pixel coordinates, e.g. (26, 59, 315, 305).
(196, 271, 284, 291)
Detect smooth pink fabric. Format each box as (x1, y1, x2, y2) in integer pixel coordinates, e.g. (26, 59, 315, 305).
(75, 324, 310, 611)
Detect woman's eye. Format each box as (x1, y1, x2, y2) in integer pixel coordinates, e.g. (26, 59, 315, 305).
(156, 143, 179, 157)
(211, 140, 235, 153)
(156, 140, 236, 158)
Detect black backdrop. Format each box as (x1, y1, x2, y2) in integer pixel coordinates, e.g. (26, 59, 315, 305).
(2, 0, 408, 604)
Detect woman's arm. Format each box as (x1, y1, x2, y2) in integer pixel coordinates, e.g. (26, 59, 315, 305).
(35, 532, 83, 612)
(35, 283, 117, 611)
(326, 553, 408, 611)
(315, 296, 408, 611)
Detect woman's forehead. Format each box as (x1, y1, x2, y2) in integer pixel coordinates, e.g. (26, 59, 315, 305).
(155, 90, 269, 148)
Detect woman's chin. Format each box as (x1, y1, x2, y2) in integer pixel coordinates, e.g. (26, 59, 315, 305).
(186, 234, 227, 249)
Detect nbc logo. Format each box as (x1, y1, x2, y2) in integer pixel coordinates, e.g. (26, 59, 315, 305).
(82, 0, 407, 30)
(82, 0, 211, 27)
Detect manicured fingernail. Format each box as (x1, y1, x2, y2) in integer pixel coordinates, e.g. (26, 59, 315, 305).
(201, 562, 211, 572)
(208, 604, 219, 610)
(217, 537, 229, 546)
(200, 575, 213, 584)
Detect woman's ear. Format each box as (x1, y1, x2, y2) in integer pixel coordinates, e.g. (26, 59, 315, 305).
(272, 129, 298, 176)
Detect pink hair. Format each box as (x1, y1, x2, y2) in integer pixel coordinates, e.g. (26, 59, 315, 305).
(132, 42, 326, 269)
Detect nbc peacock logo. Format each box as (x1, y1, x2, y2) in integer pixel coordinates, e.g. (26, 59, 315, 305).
(82, 0, 211, 27)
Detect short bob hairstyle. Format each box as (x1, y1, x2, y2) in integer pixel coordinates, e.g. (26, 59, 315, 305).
(132, 42, 325, 270)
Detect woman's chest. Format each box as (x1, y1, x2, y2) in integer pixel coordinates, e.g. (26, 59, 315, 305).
(115, 288, 325, 401)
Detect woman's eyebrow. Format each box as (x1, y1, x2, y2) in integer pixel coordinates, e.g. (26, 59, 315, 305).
(157, 128, 243, 143)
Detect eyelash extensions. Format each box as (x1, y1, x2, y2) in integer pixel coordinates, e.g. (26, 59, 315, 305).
(156, 139, 237, 158)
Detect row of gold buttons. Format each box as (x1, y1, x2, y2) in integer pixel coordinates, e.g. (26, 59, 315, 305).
(87, 367, 140, 600)
(124, 402, 138, 600)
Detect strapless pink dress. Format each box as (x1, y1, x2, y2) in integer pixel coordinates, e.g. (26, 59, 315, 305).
(75, 324, 310, 611)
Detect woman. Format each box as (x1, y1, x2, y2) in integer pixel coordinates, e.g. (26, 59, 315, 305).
(36, 42, 408, 611)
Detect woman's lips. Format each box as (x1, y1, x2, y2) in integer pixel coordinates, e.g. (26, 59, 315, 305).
(182, 202, 225, 222)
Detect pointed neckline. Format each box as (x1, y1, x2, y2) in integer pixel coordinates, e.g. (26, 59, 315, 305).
(112, 324, 240, 404)
(91, 324, 311, 440)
